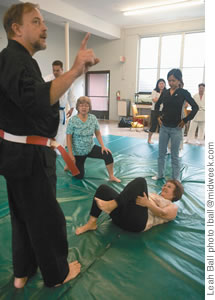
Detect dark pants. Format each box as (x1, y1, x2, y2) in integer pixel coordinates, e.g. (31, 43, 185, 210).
(75, 145, 113, 179)
(149, 110, 160, 133)
(90, 177, 149, 232)
(5, 147, 69, 287)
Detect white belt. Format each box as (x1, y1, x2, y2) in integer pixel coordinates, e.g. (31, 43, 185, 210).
(0, 129, 79, 176)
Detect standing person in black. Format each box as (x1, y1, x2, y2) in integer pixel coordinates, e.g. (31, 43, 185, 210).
(147, 78, 166, 144)
(153, 69, 199, 181)
(0, 2, 99, 288)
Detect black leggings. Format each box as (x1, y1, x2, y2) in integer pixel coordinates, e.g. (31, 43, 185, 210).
(90, 177, 149, 232)
(75, 145, 113, 179)
(149, 110, 160, 133)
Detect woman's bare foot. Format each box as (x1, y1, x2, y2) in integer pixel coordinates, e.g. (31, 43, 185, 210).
(109, 176, 121, 183)
(55, 261, 81, 287)
(76, 222, 97, 235)
(14, 277, 28, 289)
(148, 140, 154, 144)
(95, 198, 118, 214)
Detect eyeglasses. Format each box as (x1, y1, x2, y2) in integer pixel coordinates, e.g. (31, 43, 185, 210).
(79, 104, 90, 107)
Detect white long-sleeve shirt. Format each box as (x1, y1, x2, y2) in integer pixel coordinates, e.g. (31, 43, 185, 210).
(192, 93, 205, 122)
(44, 74, 77, 123)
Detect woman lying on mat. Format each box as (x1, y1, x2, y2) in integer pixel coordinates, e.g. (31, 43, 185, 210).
(76, 177, 183, 234)
(64, 96, 120, 182)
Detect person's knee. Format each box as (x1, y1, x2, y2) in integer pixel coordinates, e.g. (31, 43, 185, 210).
(95, 184, 112, 199)
(75, 173, 84, 180)
(103, 152, 113, 165)
(133, 177, 146, 185)
(97, 184, 108, 193)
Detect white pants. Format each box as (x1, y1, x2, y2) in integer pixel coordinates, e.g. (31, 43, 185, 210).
(55, 123, 66, 146)
(187, 120, 205, 142)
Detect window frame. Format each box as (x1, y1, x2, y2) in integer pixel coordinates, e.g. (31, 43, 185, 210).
(137, 30, 205, 93)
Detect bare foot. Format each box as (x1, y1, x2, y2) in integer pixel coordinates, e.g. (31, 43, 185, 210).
(14, 277, 28, 289)
(148, 140, 154, 144)
(75, 222, 97, 235)
(109, 176, 121, 183)
(55, 261, 81, 287)
(95, 197, 118, 214)
(64, 165, 69, 171)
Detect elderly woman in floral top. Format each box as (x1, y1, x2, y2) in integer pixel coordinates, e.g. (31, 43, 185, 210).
(65, 96, 120, 182)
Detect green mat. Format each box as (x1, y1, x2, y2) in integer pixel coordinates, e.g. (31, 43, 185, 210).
(0, 135, 205, 300)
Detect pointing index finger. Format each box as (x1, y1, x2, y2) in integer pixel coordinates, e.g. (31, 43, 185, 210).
(80, 33, 91, 50)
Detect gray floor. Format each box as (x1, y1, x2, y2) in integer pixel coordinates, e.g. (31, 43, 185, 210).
(98, 120, 158, 141)
(98, 120, 205, 146)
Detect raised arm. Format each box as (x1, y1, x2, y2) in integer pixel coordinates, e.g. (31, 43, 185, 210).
(151, 90, 159, 103)
(50, 33, 99, 105)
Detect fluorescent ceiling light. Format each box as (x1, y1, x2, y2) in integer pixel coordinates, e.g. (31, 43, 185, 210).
(123, 0, 204, 16)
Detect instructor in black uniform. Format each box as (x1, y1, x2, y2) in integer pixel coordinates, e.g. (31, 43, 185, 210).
(0, 2, 99, 288)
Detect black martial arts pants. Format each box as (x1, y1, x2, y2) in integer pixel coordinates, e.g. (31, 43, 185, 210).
(5, 147, 69, 287)
(90, 177, 149, 232)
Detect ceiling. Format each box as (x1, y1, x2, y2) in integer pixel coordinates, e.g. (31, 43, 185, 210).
(60, 0, 205, 27)
(0, 0, 205, 39)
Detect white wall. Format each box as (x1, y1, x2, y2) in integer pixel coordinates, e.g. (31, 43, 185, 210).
(0, 4, 205, 120)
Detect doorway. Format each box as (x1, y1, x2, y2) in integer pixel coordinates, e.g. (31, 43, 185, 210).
(85, 71, 110, 119)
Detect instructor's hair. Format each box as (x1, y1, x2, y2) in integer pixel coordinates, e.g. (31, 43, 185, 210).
(3, 2, 39, 39)
(167, 179, 184, 202)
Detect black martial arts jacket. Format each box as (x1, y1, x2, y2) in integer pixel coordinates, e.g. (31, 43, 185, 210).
(0, 40, 59, 177)
(155, 88, 199, 128)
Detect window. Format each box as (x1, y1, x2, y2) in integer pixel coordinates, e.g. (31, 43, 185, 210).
(160, 34, 182, 83)
(160, 35, 181, 69)
(85, 71, 110, 120)
(138, 32, 205, 95)
(182, 32, 205, 94)
(139, 37, 159, 92)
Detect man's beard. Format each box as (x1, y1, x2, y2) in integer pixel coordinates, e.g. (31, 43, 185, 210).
(32, 40, 46, 52)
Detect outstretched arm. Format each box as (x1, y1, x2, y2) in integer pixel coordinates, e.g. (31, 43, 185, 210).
(50, 33, 99, 105)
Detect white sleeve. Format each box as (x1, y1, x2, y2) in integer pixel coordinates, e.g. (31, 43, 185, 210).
(43, 74, 54, 82)
(193, 93, 198, 101)
(151, 90, 160, 100)
(67, 87, 76, 108)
